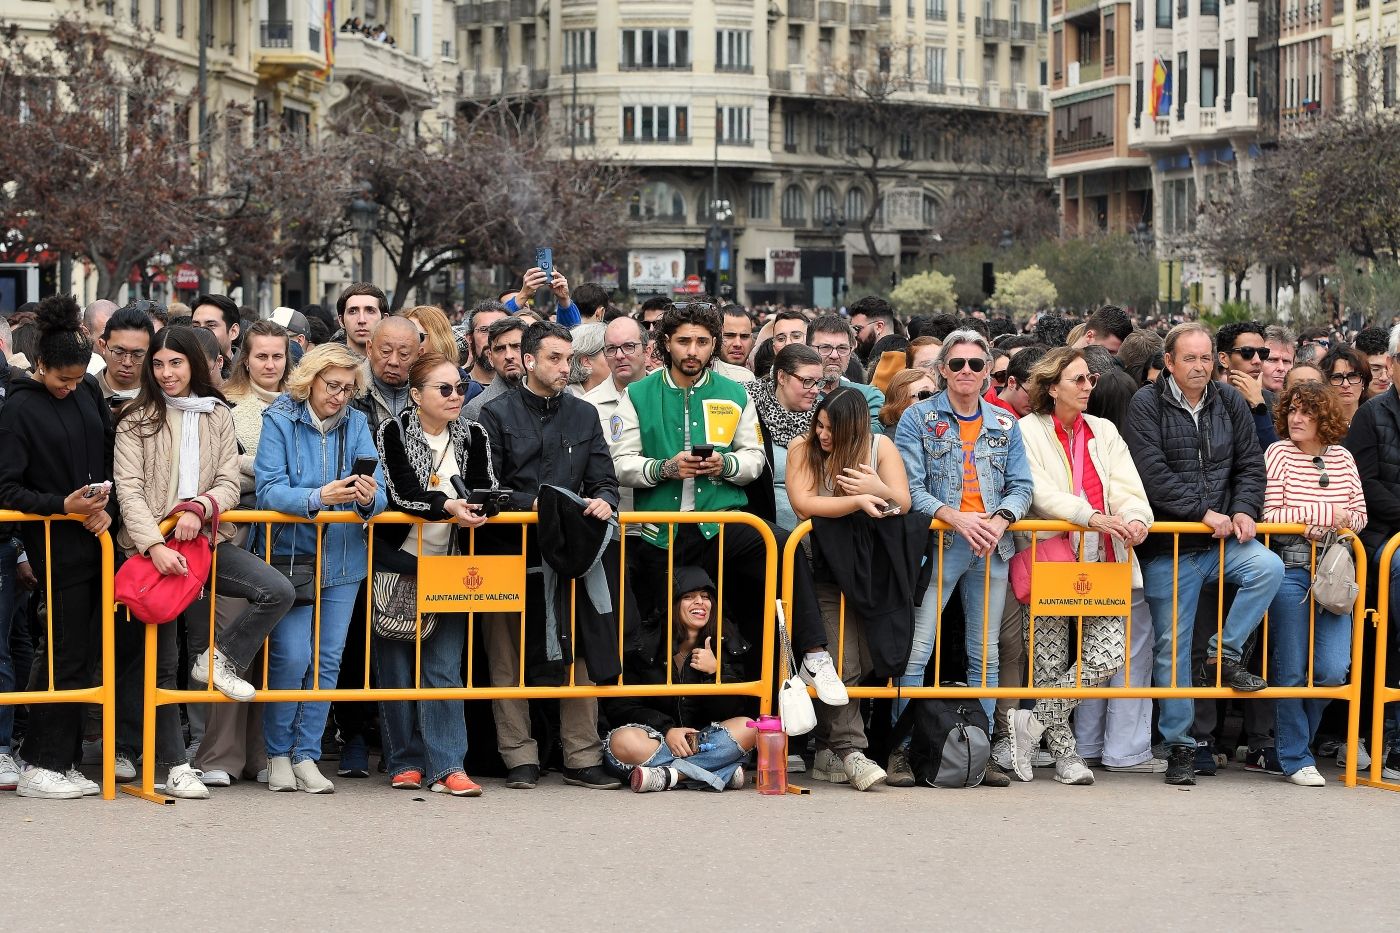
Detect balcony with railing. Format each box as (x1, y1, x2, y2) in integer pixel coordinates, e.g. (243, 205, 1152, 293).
(819, 1, 848, 23)
(850, 3, 879, 25)
(509, 0, 535, 17)
(1011, 21, 1038, 41)
(455, 2, 480, 25)
(1054, 127, 1114, 154)
(256, 18, 324, 78)
(332, 32, 433, 102)
(789, 0, 816, 17)
(975, 16, 1010, 37)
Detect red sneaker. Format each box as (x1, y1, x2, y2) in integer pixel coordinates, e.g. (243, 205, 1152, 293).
(391, 770, 423, 790)
(431, 771, 483, 797)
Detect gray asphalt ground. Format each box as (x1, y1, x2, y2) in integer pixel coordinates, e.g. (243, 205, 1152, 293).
(5, 758, 1397, 932)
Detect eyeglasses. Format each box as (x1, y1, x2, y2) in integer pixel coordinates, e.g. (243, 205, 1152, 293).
(1328, 372, 1364, 386)
(425, 381, 470, 398)
(783, 373, 823, 390)
(1312, 455, 1331, 488)
(107, 347, 147, 363)
(814, 343, 851, 357)
(1231, 346, 1272, 362)
(945, 357, 988, 373)
(319, 377, 355, 398)
(915, 389, 935, 400)
(604, 342, 642, 357)
(991, 367, 1009, 385)
(1063, 372, 1100, 389)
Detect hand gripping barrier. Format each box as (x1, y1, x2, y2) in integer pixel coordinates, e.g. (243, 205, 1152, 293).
(125, 509, 776, 803)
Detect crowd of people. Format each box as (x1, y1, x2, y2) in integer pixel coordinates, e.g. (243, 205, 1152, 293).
(339, 17, 397, 46)
(0, 273, 1396, 800)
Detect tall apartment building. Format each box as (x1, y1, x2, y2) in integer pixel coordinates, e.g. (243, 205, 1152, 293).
(457, 0, 1050, 305)
(1047, 0, 1153, 237)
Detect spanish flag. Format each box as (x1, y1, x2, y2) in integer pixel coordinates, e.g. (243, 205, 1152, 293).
(1150, 56, 1172, 116)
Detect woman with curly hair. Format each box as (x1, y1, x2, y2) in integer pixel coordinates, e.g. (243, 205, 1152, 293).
(1262, 381, 1366, 787)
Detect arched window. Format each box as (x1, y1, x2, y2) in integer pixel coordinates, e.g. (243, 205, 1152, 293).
(813, 185, 838, 222)
(631, 181, 686, 222)
(781, 184, 806, 222)
(845, 187, 867, 223)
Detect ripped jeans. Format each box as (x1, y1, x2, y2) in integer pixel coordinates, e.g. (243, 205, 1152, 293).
(604, 722, 745, 792)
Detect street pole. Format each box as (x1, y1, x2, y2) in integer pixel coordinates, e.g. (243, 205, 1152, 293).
(570, 68, 577, 161)
(360, 231, 374, 286)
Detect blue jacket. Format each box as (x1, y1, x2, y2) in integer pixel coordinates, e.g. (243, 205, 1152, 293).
(893, 390, 1034, 561)
(505, 295, 581, 327)
(254, 394, 387, 587)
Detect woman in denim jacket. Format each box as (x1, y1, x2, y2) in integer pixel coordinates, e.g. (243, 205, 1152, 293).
(891, 329, 1033, 783)
(254, 343, 387, 793)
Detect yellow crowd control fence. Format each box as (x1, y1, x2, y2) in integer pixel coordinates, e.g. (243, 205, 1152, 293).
(0, 512, 116, 799)
(1361, 534, 1400, 792)
(127, 510, 776, 803)
(782, 519, 1370, 788)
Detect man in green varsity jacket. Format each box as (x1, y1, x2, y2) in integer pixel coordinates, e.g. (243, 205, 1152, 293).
(611, 301, 849, 709)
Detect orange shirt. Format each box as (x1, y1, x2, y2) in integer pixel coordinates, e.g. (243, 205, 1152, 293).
(957, 411, 985, 513)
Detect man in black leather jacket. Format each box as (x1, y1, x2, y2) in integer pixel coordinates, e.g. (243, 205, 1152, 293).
(1124, 322, 1283, 786)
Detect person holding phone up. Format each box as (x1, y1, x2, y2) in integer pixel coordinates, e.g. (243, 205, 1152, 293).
(503, 255, 582, 327)
(255, 343, 387, 794)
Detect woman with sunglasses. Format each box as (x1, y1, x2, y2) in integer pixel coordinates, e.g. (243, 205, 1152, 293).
(255, 342, 387, 793)
(373, 354, 493, 796)
(747, 343, 824, 530)
(1012, 347, 1153, 785)
(878, 369, 937, 432)
(1320, 344, 1369, 423)
(1262, 381, 1365, 787)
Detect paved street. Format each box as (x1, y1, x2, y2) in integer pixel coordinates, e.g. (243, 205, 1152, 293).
(7, 760, 1397, 932)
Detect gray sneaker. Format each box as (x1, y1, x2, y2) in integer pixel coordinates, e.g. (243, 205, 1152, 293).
(1008, 709, 1046, 782)
(1053, 755, 1095, 785)
(841, 751, 887, 791)
(885, 746, 916, 787)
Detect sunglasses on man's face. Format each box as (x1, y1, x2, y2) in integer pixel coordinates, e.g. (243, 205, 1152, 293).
(944, 357, 987, 374)
(1232, 346, 1271, 361)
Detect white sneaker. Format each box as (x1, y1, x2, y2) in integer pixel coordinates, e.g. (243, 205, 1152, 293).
(292, 759, 335, 794)
(799, 652, 849, 706)
(1104, 757, 1168, 774)
(727, 765, 745, 790)
(267, 756, 296, 792)
(990, 736, 1013, 771)
(1054, 755, 1095, 785)
(0, 753, 19, 791)
(200, 769, 233, 787)
(629, 766, 678, 793)
(842, 751, 887, 791)
(1337, 741, 1370, 770)
(64, 769, 100, 796)
(191, 649, 256, 703)
(1288, 765, 1326, 787)
(167, 763, 210, 799)
(17, 767, 83, 800)
(114, 754, 136, 784)
(1007, 709, 1046, 782)
(256, 768, 269, 784)
(812, 748, 850, 784)
(1032, 746, 1055, 769)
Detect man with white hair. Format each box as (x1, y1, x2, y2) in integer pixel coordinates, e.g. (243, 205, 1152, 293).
(890, 327, 1034, 788)
(83, 299, 117, 374)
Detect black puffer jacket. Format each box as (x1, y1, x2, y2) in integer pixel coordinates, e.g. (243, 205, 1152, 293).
(1344, 387, 1400, 557)
(1123, 373, 1265, 558)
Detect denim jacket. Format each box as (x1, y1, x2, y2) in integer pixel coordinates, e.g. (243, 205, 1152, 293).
(893, 390, 1034, 561)
(253, 395, 387, 588)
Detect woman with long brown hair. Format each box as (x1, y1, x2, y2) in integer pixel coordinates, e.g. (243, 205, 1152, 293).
(878, 368, 938, 432)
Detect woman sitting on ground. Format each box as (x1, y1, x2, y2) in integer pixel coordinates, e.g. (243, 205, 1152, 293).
(602, 567, 758, 793)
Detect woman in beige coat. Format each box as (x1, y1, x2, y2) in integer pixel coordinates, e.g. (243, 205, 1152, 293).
(114, 326, 295, 797)
(1006, 346, 1154, 786)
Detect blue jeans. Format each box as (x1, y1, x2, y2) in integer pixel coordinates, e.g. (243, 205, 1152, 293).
(372, 618, 469, 783)
(0, 540, 16, 750)
(1269, 567, 1352, 776)
(264, 583, 358, 763)
(604, 723, 745, 791)
(894, 534, 1007, 726)
(1142, 539, 1284, 749)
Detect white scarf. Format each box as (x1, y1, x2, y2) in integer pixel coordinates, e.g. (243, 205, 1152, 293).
(165, 393, 218, 498)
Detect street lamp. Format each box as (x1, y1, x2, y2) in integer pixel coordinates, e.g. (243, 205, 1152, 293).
(706, 196, 734, 298)
(350, 182, 378, 284)
(821, 209, 847, 305)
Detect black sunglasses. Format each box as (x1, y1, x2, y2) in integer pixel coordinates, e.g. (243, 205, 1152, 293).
(1232, 346, 1271, 361)
(1312, 455, 1330, 488)
(425, 381, 470, 398)
(915, 389, 935, 400)
(945, 357, 988, 373)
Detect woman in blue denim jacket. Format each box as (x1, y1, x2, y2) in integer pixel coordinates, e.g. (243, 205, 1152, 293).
(254, 343, 387, 794)
(890, 329, 1033, 785)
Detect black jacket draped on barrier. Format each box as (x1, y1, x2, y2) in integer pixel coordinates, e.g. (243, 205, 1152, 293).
(1345, 386, 1400, 558)
(1123, 374, 1265, 559)
(810, 510, 935, 679)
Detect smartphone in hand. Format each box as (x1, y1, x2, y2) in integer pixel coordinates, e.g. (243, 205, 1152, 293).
(690, 444, 714, 460)
(351, 456, 378, 478)
(535, 246, 553, 285)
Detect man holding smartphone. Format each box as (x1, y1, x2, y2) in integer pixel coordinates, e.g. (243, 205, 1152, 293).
(504, 262, 582, 327)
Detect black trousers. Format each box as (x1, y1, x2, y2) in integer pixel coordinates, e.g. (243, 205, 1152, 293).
(25, 576, 102, 772)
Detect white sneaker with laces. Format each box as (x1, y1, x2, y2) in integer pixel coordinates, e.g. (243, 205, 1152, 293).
(114, 754, 136, 784)
(1287, 765, 1326, 787)
(0, 753, 19, 791)
(990, 736, 1013, 771)
(17, 767, 83, 800)
(799, 652, 849, 706)
(1053, 756, 1095, 785)
(629, 766, 677, 793)
(842, 751, 887, 791)
(191, 649, 256, 702)
(64, 769, 100, 796)
(1032, 746, 1055, 769)
(200, 769, 233, 787)
(167, 763, 210, 799)
(812, 748, 849, 784)
(1007, 710, 1046, 782)
(1337, 741, 1370, 770)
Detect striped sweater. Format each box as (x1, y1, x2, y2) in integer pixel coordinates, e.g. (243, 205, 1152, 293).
(1262, 441, 1367, 532)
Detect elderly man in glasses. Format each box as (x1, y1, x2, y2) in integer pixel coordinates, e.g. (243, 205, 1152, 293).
(890, 327, 1035, 787)
(807, 313, 885, 434)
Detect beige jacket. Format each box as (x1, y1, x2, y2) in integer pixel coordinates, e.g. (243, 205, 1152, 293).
(1018, 411, 1154, 588)
(227, 387, 277, 494)
(114, 403, 241, 556)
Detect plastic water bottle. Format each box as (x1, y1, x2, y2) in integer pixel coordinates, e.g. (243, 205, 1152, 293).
(747, 715, 787, 795)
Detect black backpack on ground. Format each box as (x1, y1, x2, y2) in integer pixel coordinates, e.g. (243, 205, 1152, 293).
(890, 686, 991, 788)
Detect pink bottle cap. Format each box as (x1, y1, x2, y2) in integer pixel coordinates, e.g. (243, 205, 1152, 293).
(745, 714, 784, 732)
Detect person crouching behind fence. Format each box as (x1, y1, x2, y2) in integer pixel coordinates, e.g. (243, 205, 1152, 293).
(1012, 347, 1153, 786)
(113, 325, 296, 799)
(373, 353, 493, 797)
(602, 567, 759, 792)
(1263, 381, 1366, 787)
(255, 343, 386, 794)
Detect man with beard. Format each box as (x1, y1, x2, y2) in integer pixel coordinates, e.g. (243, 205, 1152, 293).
(809, 313, 884, 433)
(466, 300, 509, 389)
(848, 296, 897, 365)
(463, 317, 527, 422)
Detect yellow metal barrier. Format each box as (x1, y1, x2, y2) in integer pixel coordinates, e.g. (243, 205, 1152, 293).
(1360, 533, 1400, 792)
(0, 512, 116, 800)
(781, 519, 1369, 788)
(129, 509, 777, 803)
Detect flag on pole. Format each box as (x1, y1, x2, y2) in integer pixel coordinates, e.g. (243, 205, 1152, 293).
(1150, 56, 1172, 116)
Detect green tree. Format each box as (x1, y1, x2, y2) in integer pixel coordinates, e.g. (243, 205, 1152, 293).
(890, 270, 957, 316)
(991, 265, 1057, 316)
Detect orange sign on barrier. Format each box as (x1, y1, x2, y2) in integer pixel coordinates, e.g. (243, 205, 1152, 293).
(417, 554, 527, 612)
(1029, 561, 1132, 617)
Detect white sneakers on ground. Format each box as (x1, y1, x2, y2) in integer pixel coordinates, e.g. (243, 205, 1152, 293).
(167, 763, 209, 799)
(267, 756, 296, 792)
(1054, 756, 1095, 786)
(1337, 741, 1370, 770)
(799, 653, 849, 706)
(17, 767, 84, 799)
(812, 748, 848, 784)
(114, 754, 137, 783)
(1007, 709, 1046, 782)
(200, 769, 233, 787)
(0, 753, 20, 791)
(292, 759, 335, 794)
(190, 649, 256, 703)
(64, 769, 100, 796)
(1287, 765, 1326, 787)
(812, 748, 885, 790)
